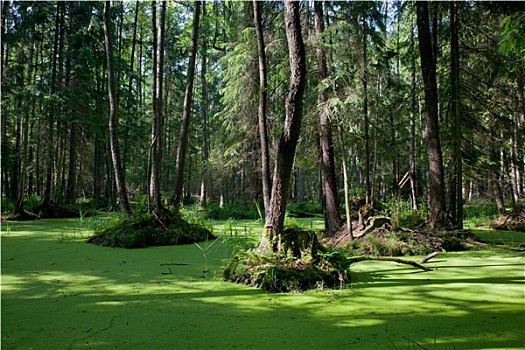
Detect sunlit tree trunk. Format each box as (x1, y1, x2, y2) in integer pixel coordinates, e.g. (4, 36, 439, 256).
(199, 3, 210, 206)
(253, 0, 272, 220)
(257, 0, 306, 255)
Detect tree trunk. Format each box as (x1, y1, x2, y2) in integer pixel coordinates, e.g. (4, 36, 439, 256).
(253, 0, 272, 220)
(257, 0, 307, 256)
(315, 1, 341, 236)
(200, 2, 210, 206)
(1, 0, 11, 199)
(449, 1, 463, 228)
(362, 18, 371, 205)
(123, 1, 139, 176)
(65, 121, 77, 203)
(103, 0, 132, 218)
(173, 1, 201, 207)
(149, 0, 166, 211)
(13, 19, 34, 216)
(416, 1, 446, 229)
(409, 16, 418, 211)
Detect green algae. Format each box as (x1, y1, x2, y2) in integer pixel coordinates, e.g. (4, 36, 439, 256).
(2, 218, 524, 349)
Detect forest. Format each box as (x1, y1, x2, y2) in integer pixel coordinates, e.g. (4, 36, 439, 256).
(2, 0, 523, 223)
(1, 1, 525, 348)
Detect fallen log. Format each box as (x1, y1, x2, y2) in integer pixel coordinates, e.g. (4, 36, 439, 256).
(347, 256, 431, 272)
(420, 252, 439, 264)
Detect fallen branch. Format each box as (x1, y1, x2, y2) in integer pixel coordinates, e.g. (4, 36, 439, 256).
(347, 256, 431, 272)
(420, 252, 439, 264)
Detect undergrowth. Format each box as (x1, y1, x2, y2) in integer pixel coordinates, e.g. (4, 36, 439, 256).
(223, 248, 351, 293)
(344, 230, 468, 256)
(87, 210, 213, 248)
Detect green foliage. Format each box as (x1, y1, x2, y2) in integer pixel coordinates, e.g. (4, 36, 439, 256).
(87, 210, 213, 248)
(286, 201, 323, 218)
(203, 202, 259, 220)
(464, 203, 499, 228)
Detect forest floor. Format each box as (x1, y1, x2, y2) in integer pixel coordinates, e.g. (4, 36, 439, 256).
(1, 216, 524, 349)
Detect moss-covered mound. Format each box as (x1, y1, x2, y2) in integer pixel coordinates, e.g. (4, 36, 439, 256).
(87, 211, 213, 248)
(342, 230, 474, 256)
(223, 227, 351, 294)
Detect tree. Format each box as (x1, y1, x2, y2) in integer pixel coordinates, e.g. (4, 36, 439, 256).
(253, 0, 272, 220)
(449, 1, 463, 228)
(148, 0, 166, 212)
(257, 0, 307, 256)
(315, 1, 342, 236)
(416, 1, 446, 229)
(173, 1, 201, 207)
(103, 0, 132, 217)
(12, 3, 34, 217)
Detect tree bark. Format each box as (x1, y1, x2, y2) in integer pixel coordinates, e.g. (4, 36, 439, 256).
(449, 1, 463, 228)
(362, 17, 371, 205)
(103, 0, 132, 218)
(65, 121, 77, 203)
(200, 2, 210, 206)
(409, 16, 418, 211)
(253, 0, 272, 220)
(173, 1, 201, 207)
(1, 0, 11, 199)
(416, 1, 446, 229)
(13, 16, 34, 216)
(149, 0, 166, 211)
(315, 1, 342, 236)
(257, 0, 307, 256)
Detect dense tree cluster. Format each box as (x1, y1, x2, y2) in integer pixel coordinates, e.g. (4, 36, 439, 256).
(2, 1, 523, 236)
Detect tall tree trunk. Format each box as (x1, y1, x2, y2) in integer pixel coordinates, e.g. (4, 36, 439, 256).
(42, 2, 62, 206)
(315, 1, 341, 236)
(409, 16, 418, 211)
(449, 1, 463, 228)
(416, 1, 446, 229)
(1, 0, 11, 199)
(13, 20, 34, 216)
(123, 1, 139, 176)
(257, 0, 307, 256)
(103, 0, 132, 217)
(362, 18, 371, 205)
(173, 1, 201, 206)
(200, 2, 210, 206)
(149, 0, 166, 211)
(253, 0, 272, 220)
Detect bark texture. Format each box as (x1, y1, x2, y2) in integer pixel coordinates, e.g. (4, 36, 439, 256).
(315, 1, 342, 236)
(257, 0, 306, 256)
(103, 0, 132, 217)
(253, 0, 272, 220)
(416, 1, 446, 229)
(173, 1, 201, 206)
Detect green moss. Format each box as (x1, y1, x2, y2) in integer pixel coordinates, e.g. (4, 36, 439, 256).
(87, 211, 213, 248)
